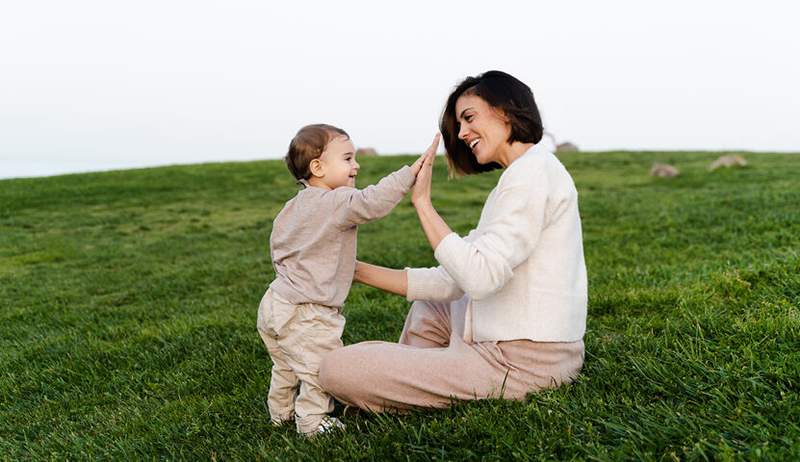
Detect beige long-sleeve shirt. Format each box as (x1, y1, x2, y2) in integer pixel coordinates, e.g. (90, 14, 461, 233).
(269, 166, 415, 308)
(406, 144, 588, 342)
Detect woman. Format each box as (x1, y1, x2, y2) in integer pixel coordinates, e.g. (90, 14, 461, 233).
(318, 70, 587, 411)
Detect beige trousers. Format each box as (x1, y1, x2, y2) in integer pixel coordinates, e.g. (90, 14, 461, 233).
(318, 295, 584, 412)
(257, 288, 345, 434)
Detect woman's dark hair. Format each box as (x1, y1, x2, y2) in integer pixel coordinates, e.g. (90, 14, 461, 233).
(440, 70, 544, 176)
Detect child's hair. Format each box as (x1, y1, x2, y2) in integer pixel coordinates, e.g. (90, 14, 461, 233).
(285, 124, 350, 181)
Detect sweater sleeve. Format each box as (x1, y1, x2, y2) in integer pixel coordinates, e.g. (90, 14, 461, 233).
(332, 166, 415, 227)
(432, 176, 548, 300)
(404, 228, 479, 302)
(405, 266, 464, 302)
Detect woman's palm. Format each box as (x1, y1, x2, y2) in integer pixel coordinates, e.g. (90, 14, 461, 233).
(411, 134, 439, 206)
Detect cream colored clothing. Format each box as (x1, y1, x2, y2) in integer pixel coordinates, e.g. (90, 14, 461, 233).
(257, 288, 346, 435)
(269, 166, 415, 308)
(319, 295, 584, 412)
(406, 144, 587, 342)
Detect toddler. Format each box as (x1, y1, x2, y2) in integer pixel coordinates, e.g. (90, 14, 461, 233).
(258, 123, 434, 436)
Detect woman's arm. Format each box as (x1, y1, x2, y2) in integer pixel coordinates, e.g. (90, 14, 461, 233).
(354, 261, 407, 297)
(411, 138, 548, 301)
(414, 201, 452, 250)
(352, 135, 453, 300)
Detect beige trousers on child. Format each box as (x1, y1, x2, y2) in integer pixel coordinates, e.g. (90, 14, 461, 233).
(257, 288, 345, 434)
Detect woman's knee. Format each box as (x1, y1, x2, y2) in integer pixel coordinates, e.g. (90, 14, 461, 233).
(318, 348, 347, 394)
(401, 300, 452, 347)
(319, 345, 372, 395)
(409, 300, 449, 329)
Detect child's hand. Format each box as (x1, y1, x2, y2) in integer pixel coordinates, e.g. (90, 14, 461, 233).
(410, 134, 440, 176)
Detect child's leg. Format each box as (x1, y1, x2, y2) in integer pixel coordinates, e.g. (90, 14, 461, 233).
(277, 303, 345, 435)
(257, 328, 299, 424)
(257, 290, 300, 424)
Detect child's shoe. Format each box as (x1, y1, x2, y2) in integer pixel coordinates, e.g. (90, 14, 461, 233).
(302, 416, 345, 437)
(271, 416, 294, 427)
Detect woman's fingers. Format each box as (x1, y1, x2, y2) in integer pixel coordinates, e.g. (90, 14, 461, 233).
(412, 133, 441, 175)
(424, 134, 440, 166)
(425, 133, 441, 157)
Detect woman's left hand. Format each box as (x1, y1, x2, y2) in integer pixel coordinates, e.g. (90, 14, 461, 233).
(411, 134, 440, 207)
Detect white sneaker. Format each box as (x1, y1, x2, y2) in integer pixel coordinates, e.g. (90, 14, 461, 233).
(304, 416, 345, 437)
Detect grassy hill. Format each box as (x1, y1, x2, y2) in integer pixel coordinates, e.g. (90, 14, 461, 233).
(1, 151, 798, 460)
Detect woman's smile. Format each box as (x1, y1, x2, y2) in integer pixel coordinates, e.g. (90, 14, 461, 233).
(455, 94, 511, 165)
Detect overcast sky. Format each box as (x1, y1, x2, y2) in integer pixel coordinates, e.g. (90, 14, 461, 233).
(1, 0, 798, 179)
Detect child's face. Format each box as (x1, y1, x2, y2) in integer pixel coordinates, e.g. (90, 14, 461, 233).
(317, 136, 360, 189)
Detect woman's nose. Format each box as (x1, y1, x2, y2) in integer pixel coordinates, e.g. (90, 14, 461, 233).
(458, 124, 470, 141)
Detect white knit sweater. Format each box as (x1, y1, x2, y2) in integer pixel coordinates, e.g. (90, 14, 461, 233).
(406, 144, 587, 342)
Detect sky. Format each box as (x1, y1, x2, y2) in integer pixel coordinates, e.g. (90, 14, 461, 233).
(1, 0, 798, 179)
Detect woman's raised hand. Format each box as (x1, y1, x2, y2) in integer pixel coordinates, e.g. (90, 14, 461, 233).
(410, 133, 440, 176)
(411, 133, 440, 207)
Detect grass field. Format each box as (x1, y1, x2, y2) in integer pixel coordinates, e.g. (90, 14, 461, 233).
(1, 151, 799, 460)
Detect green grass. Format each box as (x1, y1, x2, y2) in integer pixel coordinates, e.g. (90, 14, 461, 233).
(1, 151, 799, 460)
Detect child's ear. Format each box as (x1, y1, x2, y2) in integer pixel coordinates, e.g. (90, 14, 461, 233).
(309, 158, 325, 178)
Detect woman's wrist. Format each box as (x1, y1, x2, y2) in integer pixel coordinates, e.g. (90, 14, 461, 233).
(415, 201, 438, 222)
(412, 198, 434, 210)
(414, 199, 452, 250)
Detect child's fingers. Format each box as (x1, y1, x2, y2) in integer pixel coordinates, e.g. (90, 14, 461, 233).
(412, 155, 426, 172)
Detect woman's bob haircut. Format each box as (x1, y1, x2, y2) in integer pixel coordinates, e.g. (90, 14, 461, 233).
(440, 70, 544, 176)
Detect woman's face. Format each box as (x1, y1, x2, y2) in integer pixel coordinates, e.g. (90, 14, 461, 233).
(455, 94, 511, 165)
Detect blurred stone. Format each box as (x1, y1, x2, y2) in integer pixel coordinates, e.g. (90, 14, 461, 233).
(556, 142, 579, 153)
(708, 154, 747, 171)
(650, 163, 680, 177)
(356, 147, 378, 156)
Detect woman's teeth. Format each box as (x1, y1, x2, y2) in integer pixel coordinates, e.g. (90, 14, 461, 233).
(469, 139, 480, 149)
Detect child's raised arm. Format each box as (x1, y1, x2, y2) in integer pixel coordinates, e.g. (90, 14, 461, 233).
(332, 135, 439, 227)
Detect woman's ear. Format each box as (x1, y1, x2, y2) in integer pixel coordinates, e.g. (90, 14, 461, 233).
(491, 106, 511, 124)
(498, 108, 511, 124)
(309, 158, 325, 178)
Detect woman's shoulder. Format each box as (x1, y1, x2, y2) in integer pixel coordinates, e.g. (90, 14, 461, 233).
(495, 146, 579, 207)
(498, 145, 558, 187)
